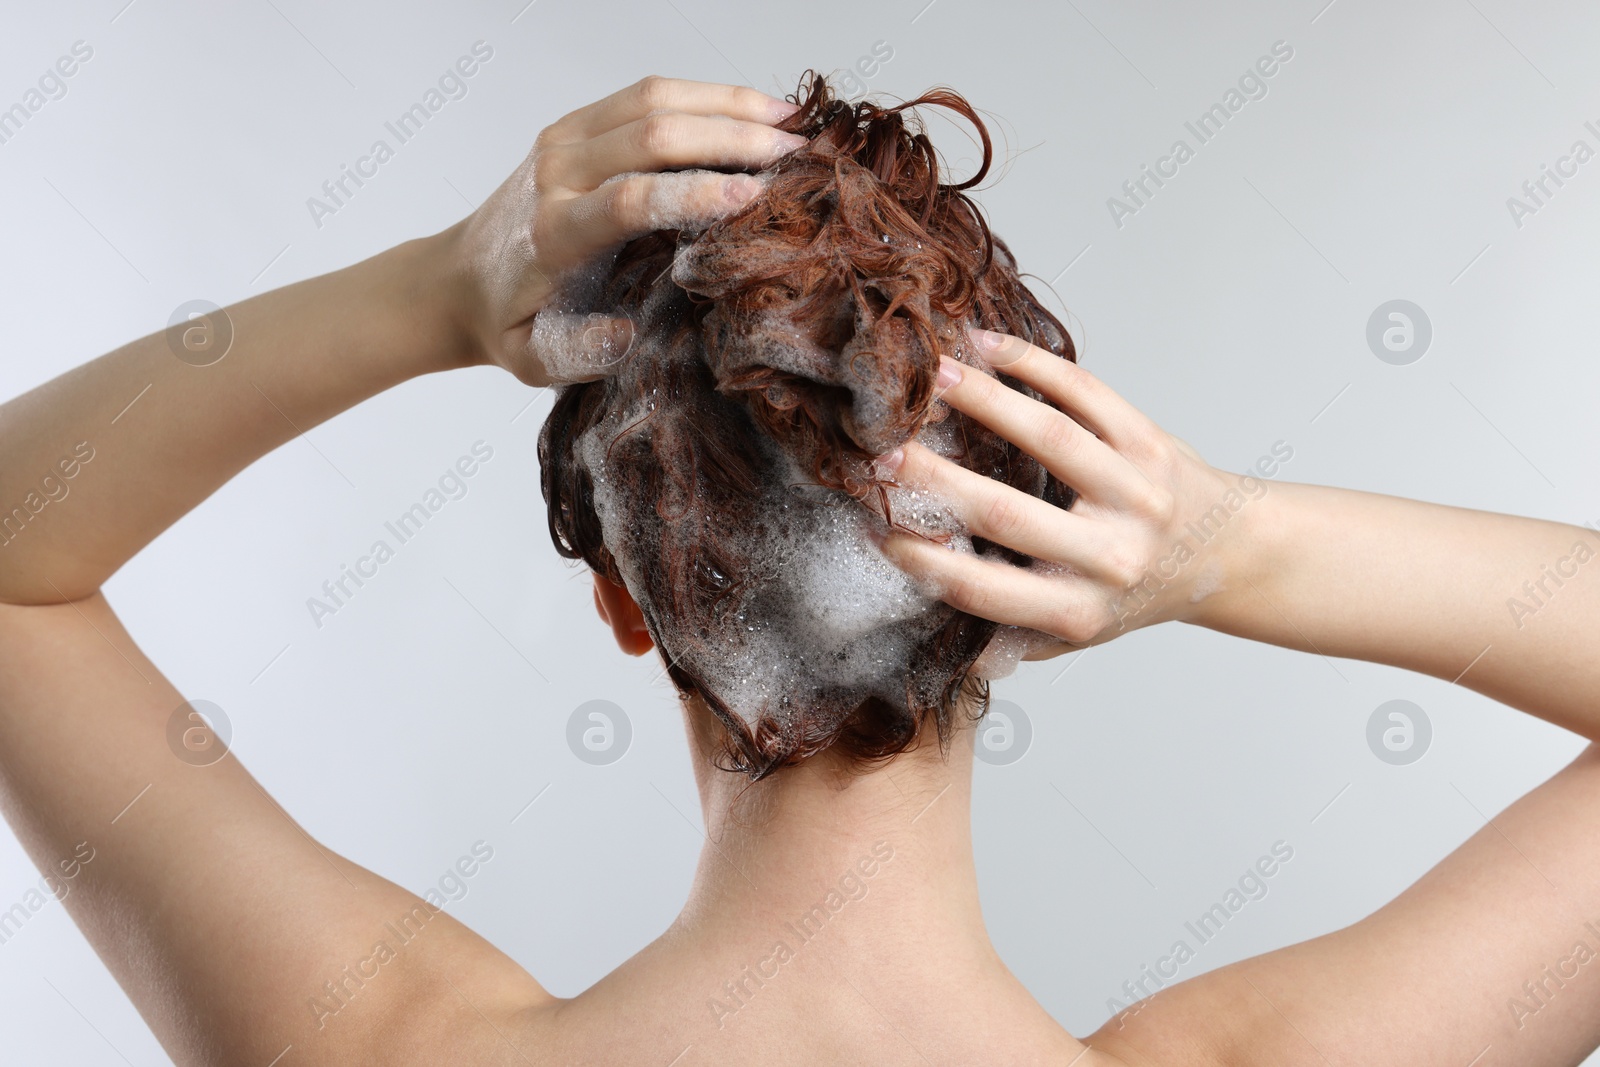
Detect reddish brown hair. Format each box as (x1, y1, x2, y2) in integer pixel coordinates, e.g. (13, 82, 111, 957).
(540, 72, 1075, 779)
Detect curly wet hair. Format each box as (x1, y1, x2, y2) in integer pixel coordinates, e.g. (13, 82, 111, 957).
(539, 71, 1076, 779)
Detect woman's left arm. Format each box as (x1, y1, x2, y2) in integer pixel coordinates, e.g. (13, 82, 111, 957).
(0, 75, 803, 1064)
(0, 231, 467, 605)
(0, 75, 802, 605)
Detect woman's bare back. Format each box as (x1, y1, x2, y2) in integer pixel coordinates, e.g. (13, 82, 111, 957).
(3, 71, 1600, 1067)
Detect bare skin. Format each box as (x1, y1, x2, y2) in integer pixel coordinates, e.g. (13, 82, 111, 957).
(1, 74, 1597, 1065)
(875, 332, 1600, 1065)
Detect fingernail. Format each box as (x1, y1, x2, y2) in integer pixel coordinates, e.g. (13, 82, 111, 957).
(874, 447, 905, 477)
(936, 356, 963, 390)
(775, 131, 809, 151)
(724, 174, 763, 203)
(605, 317, 635, 358)
(864, 526, 887, 549)
(768, 98, 802, 121)
(581, 317, 634, 364)
(967, 327, 1022, 366)
(968, 327, 1004, 351)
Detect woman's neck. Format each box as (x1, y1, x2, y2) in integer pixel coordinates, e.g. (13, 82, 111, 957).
(577, 699, 1083, 1064)
(666, 702, 1018, 1017)
(682, 714, 983, 927)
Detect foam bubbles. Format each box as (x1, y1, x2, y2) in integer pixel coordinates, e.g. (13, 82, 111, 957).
(543, 154, 1061, 762)
(580, 398, 973, 728)
(970, 625, 1057, 680)
(599, 169, 766, 234)
(530, 311, 635, 382)
(787, 488, 932, 644)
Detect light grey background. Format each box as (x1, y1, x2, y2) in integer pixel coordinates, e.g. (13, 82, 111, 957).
(2, 1, 1598, 1062)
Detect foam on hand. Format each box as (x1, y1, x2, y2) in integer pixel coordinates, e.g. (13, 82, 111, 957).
(970, 625, 1056, 680)
(538, 73, 1080, 774)
(530, 310, 635, 382)
(599, 169, 769, 234)
(967, 555, 1089, 678)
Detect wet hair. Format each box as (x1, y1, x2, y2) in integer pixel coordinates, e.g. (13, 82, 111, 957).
(539, 71, 1075, 779)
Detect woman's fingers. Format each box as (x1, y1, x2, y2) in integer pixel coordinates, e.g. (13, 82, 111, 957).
(557, 112, 806, 192)
(966, 329, 1161, 453)
(550, 169, 766, 252)
(877, 532, 1112, 646)
(545, 75, 798, 144)
(462, 77, 801, 386)
(524, 312, 636, 384)
(864, 328, 1233, 650)
(885, 441, 1119, 578)
(935, 353, 1155, 513)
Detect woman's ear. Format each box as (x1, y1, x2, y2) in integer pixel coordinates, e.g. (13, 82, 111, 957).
(591, 572, 654, 656)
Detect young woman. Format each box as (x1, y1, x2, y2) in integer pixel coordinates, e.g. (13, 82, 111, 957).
(1, 73, 1597, 1067)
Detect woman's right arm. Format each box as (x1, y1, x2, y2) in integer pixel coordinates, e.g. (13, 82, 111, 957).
(1194, 478, 1600, 741)
(877, 329, 1600, 742)
(876, 329, 1600, 1066)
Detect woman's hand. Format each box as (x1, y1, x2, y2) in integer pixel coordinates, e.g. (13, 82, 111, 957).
(873, 328, 1263, 656)
(448, 76, 806, 387)
(0, 76, 805, 604)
